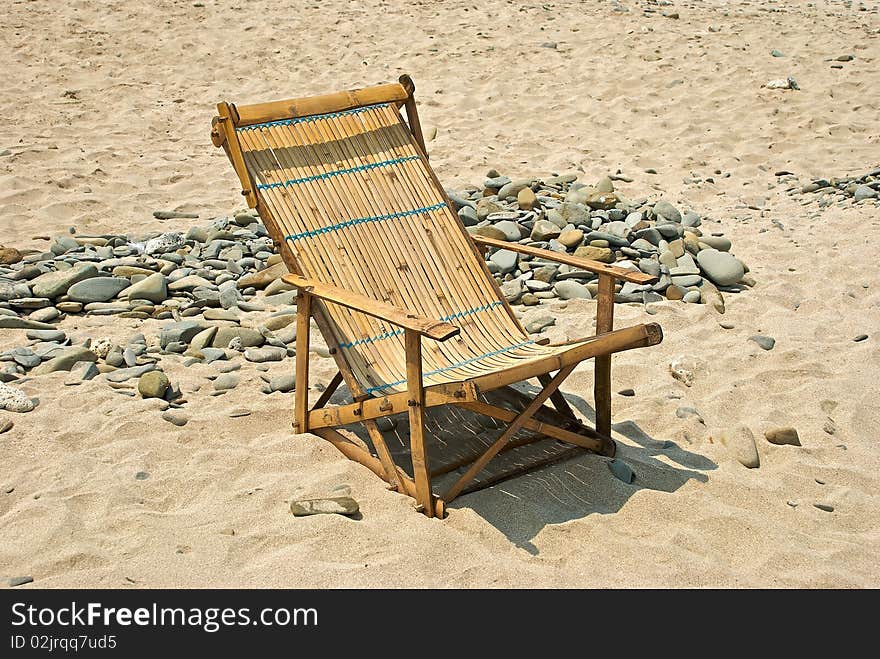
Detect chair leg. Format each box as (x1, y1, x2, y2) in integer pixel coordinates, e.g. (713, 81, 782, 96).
(594, 274, 615, 437)
(405, 329, 434, 517)
(293, 291, 312, 433)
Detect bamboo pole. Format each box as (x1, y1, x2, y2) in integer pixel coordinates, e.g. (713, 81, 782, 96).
(405, 329, 434, 517)
(443, 364, 575, 503)
(595, 274, 615, 438)
(294, 291, 312, 433)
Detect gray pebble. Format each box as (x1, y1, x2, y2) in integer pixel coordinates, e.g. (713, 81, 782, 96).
(749, 334, 775, 350)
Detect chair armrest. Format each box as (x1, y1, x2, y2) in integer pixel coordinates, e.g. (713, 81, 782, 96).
(282, 274, 460, 342)
(471, 235, 657, 284)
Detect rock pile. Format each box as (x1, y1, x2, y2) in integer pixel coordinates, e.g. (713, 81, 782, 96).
(789, 166, 880, 208)
(0, 211, 303, 406)
(447, 171, 752, 312)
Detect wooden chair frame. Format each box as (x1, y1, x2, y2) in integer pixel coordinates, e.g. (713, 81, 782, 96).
(212, 75, 663, 517)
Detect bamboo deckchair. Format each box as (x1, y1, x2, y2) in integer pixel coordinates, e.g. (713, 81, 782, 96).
(211, 75, 663, 517)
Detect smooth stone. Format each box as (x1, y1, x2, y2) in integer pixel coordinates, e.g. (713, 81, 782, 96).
(608, 459, 635, 484)
(618, 388, 635, 397)
(682, 211, 702, 227)
(682, 290, 702, 303)
(123, 272, 168, 303)
(203, 308, 239, 322)
(162, 410, 189, 426)
(263, 277, 297, 296)
(584, 231, 629, 247)
(558, 229, 584, 248)
(531, 265, 559, 283)
(196, 347, 226, 363)
(697, 249, 744, 286)
(517, 187, 537, 210)
(9, 576, 33, 587)
(665, 285, 684, 300)
(244, 346, 287, 363)
(631, 239, 657, 252)
(653, 199, 681, 222)
(584, 191, 618, 210)
(112, 265, 155, 278)
(189, 326, 218, 351)
(11, 349, 40, 369)
(28, 307, 61, 323)
(9, 297, 51, 310)
(669, 265, 700, 277)
(813, 503, 834, 513)
(105, 364, 156, 382)
(213, 373, 240, 391)
(56, 301, 82, 313)
(0, 381, 36, 412)
(263, 314, 295, 331)
(64, 361, 99, 385)
(212, 327, 265, 349)
(31, 346, 97, 374)
(530, 219, 561, 242)
(268, 373, 296, 393)
(500, 278, 524, 303)
(853, 185, 877, 201)
(671, 274, 703, 288)
(458, 206, 478, 226)
(520, 292, 540, 306)
(30, 262, 97, 298)
(557, 202, 590, 225)
(168, 274, 213, 292)
(229, 408, 251, 418)
(160, 320, 205, 349)
(0, 418, 13, 433)
(0, 317, 56, 330)
(472, 225, 507, 241)
(0, 247, 23, 265)
(476, 198, 505, 221)
(496, 179, 531, 200)
(26, 329, 66, 342)
(67, 277, 130, 303)
(720, 426, 760, 468)
(553, 280, 591, 300)
(484, 175, 510, 189)
(524, 315, 554, 333)
(289, 496, 359, 517)
(573, 245, 614, 263)
(764, 427, 800, 446)
(219, 286, 242, 310)
(489, 249, 519, 274)
(138, 371, 170, 399)
(750, 334, 775, 351)
(853, 334, 868, 342)
(699, 235, 732, 252)
(638, 259, 661, 278)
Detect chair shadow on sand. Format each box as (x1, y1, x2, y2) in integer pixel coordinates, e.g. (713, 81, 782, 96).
(337, 381, 715, 553)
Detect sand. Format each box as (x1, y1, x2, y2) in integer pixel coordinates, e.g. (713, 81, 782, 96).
(1, 0, 879, 588)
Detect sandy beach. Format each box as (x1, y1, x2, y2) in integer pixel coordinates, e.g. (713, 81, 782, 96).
(1, 0, 879, 588)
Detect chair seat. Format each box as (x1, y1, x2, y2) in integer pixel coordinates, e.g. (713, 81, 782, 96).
(358, 323, 658, 397)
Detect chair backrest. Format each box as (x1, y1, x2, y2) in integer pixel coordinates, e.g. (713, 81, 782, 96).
(221, 94, 528, 395)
